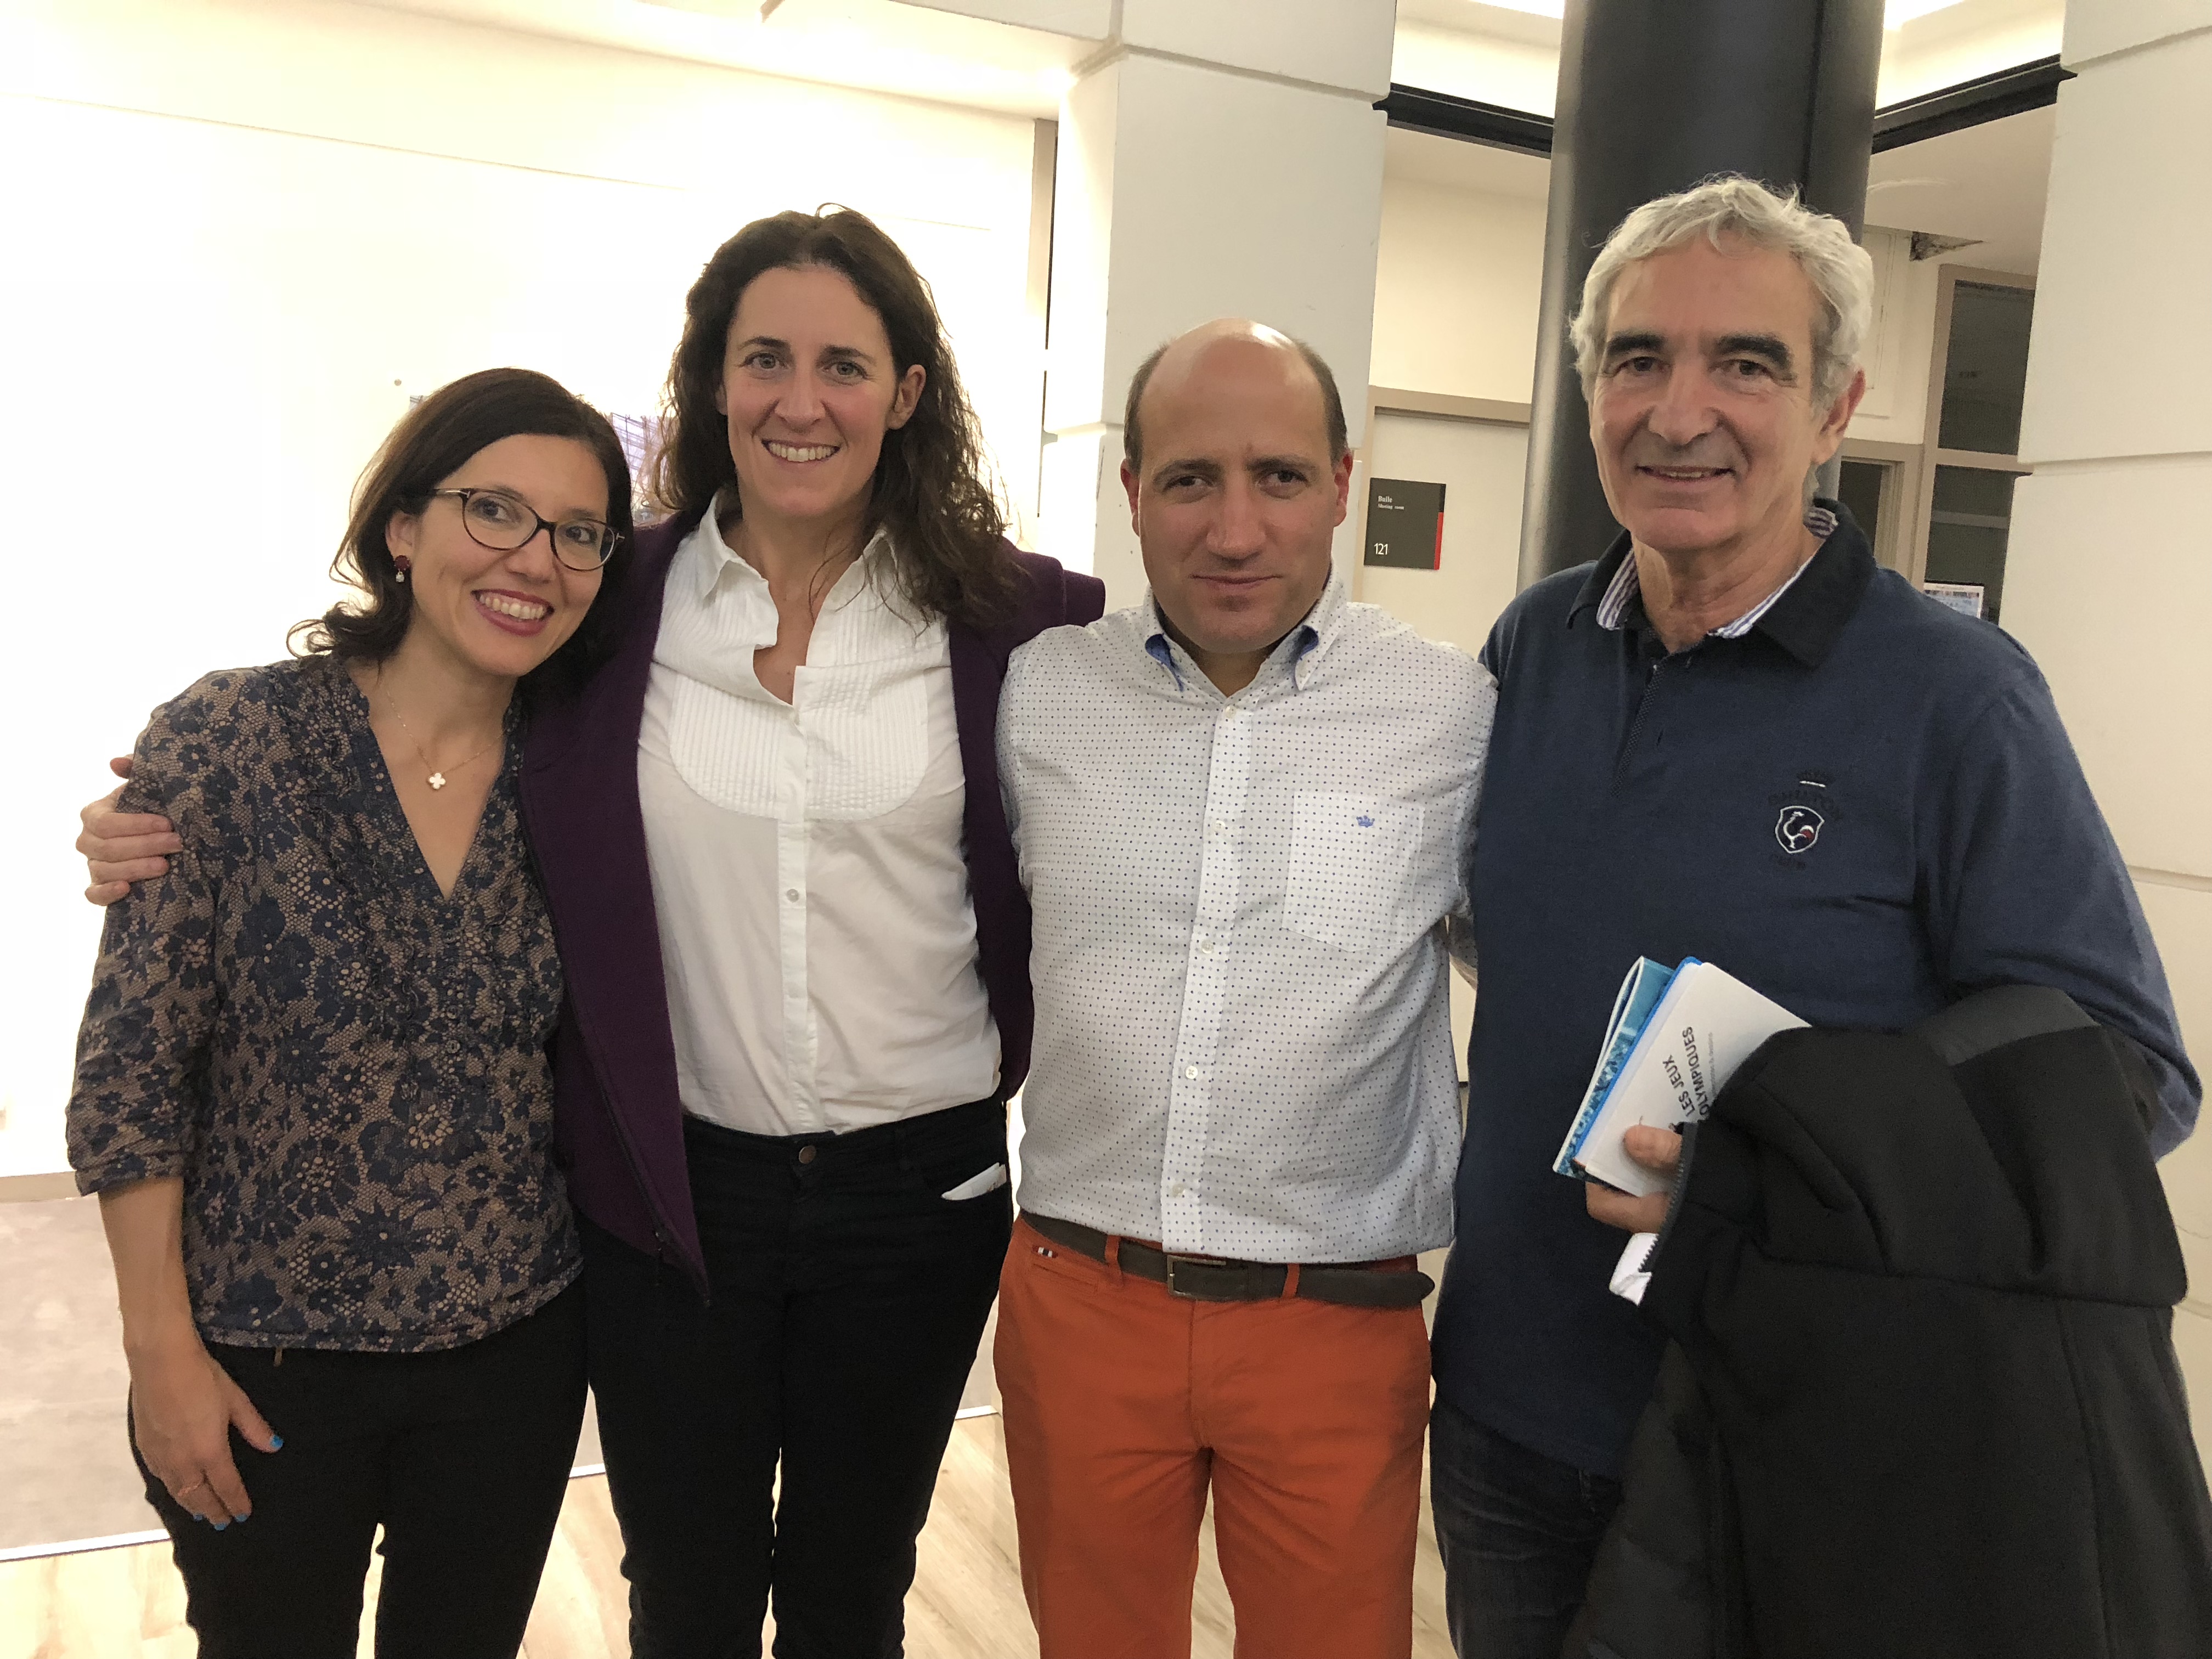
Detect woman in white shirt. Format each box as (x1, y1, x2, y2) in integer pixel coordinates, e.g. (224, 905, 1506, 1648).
(548, 209, 1103, 1659)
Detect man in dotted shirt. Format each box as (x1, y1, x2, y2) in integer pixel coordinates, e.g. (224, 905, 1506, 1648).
(992, 319, 1497, 1658)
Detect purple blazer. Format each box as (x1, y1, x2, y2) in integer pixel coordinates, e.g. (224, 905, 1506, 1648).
(520, 508, 1105, 1286)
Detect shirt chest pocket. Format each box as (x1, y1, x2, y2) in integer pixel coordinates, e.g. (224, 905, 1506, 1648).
(1282, 793, 1425, 955)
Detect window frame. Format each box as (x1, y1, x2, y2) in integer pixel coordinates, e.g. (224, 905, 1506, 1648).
(1904, 262, 2037, 589)
(1837, 438, 1920, 572)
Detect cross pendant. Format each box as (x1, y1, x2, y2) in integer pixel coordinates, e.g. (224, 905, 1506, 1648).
(428, 772, 448, 791)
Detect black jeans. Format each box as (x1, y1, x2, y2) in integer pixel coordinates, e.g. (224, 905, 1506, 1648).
(584, 1097, 1013, 1659)
(1429, 1397, 1624, 1659)
(136, 1281, 588, 1659)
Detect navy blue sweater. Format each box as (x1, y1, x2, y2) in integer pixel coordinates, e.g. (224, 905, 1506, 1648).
(1432, 507, 2198, 1478)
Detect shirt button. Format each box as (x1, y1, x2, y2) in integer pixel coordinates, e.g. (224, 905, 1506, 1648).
(1184, 1065, 1200, 1080)
(785, 889, 801, 903)
(1169, 1181, 1187, 1198)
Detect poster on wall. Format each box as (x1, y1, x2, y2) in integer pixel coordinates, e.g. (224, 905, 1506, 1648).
(1364, 478, 1446, 570)
(1923, 580, 1985, 619)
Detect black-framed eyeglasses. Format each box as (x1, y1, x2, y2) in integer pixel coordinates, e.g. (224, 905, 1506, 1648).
(426, 488, 622, 571)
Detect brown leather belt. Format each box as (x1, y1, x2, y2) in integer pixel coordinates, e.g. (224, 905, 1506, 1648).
(1021, 1212, 1434, 1310)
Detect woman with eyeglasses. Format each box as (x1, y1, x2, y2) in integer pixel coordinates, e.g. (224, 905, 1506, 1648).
(82, 210, 1103, 1655)
(68, 368, 632, 1658)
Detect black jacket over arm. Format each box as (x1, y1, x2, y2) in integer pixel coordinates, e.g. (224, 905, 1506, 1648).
(1574, 988, 2212, 1659)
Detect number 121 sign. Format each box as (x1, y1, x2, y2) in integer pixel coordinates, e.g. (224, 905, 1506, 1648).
(1364, 478, 1445, 570)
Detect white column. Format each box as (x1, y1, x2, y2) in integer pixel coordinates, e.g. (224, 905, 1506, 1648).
(2001, 3, 2212, 1455)
(1036, 1, 1396, 607)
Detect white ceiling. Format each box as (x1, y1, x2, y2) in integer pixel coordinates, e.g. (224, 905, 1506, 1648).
(1392, 0, 2064, 112)
(351, 0, 1087, 117)
(348, 0, 2062, 270)
(1390, 0, 2063, 274)
(1397, 0, 1561, 48)
(1865, 104, 2055, 273)
(352, 0, 2066, 120)
(1384, 126, 1549, 200)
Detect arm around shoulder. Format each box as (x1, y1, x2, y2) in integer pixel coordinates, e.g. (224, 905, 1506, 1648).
(1063, 567, 1107, 628)
(1001, 545, 1107, 635)
(69, 679, 245, 1197)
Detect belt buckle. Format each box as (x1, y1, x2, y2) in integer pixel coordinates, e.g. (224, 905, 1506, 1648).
(1163, 1251, 1223, 1299)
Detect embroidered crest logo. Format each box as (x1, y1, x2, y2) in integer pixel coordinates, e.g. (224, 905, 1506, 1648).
(1775, 805, 1825, 854)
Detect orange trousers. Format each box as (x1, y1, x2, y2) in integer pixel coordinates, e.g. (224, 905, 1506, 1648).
(994, 1215, 1431, 1659)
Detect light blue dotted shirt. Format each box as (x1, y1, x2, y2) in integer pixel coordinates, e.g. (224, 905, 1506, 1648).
(999, 575, 1498, 1263)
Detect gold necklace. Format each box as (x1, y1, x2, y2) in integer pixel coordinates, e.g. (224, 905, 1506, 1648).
(376, 679, 504, 791)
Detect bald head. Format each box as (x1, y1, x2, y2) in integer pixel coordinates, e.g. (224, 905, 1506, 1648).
(1115, 317, 1355, 697)
(1122, 319, 1347, 478)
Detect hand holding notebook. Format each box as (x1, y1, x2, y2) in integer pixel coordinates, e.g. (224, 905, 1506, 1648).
(1554, 957, 1807, 1199)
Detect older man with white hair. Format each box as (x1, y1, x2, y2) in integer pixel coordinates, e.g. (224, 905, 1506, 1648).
(1426, 175, 2197, 1657)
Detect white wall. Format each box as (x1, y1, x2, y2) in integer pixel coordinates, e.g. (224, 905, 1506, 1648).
(1997, 1, 2212, 1461)
(0, 0, 1042, 1175)
(1371, 176, 1546, 406)
(1357, 411, 1529, 658)
(1372, 169, 1948, 444)
(1845, 228, 1940, 447)
(1035, 1, 1392, 606)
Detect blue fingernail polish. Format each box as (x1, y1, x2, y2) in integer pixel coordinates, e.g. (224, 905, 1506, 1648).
(234, 1513, 249, 1523)
(212, 1521, 228, 1532)
(269, 1435, 284, 1450)
(190, 1512, 204, 1522)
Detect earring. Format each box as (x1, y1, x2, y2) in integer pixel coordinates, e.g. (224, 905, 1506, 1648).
(393, 555, 411, 585)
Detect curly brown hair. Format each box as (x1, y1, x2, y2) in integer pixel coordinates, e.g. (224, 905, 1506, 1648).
(651, 208, 1021, 630)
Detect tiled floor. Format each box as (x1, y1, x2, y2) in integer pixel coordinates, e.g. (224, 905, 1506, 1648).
(0, 1418, 1462, 1658)
(1, 1196, 1458, 1655)
(0, 1197, 610, 1556)
(0, 1198, 157, 1551)
(20, 1177, 2199, 1656)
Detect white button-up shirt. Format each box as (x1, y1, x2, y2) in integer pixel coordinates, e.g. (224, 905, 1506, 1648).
(637, 502, 1000, 1137)
(999, 577, 1497, 1262)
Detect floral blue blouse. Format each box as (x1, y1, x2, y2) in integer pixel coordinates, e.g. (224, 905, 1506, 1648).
(69, 656, 579, 1353)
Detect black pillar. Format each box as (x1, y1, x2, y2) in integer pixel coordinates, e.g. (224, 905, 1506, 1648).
(1518, 0, 1885, 586)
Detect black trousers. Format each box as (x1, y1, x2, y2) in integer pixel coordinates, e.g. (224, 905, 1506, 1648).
(136, 1280, 588, 1659)
(584, 1097, 1013, 1659)
(1428, 1397, 1625, 1659)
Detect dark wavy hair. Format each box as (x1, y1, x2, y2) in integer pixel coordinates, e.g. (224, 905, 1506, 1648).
(650, 208, 1020, 630)
(291, 368, 634, 696)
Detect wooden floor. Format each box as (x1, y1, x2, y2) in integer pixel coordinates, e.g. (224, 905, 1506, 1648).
(0, 1415, 1457, 1657)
